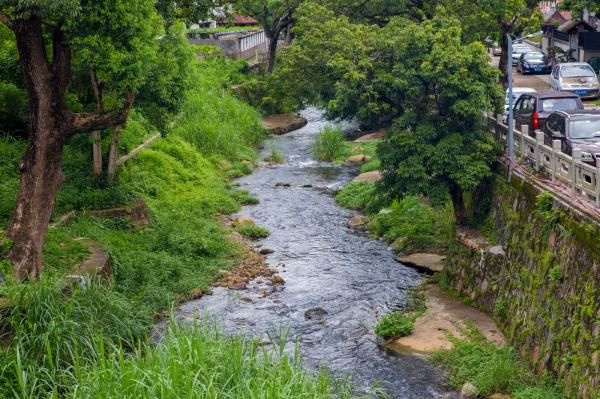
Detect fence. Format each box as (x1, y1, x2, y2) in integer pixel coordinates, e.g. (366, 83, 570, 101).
(489, 113, 600, 207)
(188, 30, 267, 60)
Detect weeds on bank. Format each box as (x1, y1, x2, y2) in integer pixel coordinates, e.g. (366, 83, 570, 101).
(374, 312, 414, 339)
(313, 127, 346, 162)
(235, 225, 270, 240)
(336, 182, 377, 210)
(431, 325, 565, 399)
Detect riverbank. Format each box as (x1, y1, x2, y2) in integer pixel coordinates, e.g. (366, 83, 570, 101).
(0, 59, 347, 398)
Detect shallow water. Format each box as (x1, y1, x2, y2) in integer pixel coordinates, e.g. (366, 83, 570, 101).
(175, 109, 456, 398)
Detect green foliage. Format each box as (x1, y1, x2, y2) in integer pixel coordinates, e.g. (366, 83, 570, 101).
(336, 182, 377, 210)
(235, 225, 270, 240)
(0, 81, 27, 134)
(42, 230, 90, 276)
(432, 326, 564, 398)
(312, 127, 346, 162)
(369, 196, 453, 254)
(0, 25, 21, 87)
(156, 0, 213, 25)
(266, 143, 285, 164)
(513, 387, 565, 399)
(535, 192, 559, 224)
(492, 297, 508, 319)
(373, 311, 414, 338)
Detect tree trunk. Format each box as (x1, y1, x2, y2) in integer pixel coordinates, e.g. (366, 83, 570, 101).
(284, 24, 293, 46)
(7, 17, 69, 281)
(499, 26, 510, 89)
(265, 35, 279, 75)
(92, 131, 103, 177)
(107, 128, 119, 184)
(449, 184, 468, 227)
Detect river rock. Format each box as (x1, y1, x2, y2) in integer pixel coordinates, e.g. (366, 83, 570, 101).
(305, 307, 328, 320)
(347, 154, 372, 164)
(260, 248, 274, 255)
(275, 182, 292, 188)
(460, 382, 478, 398)
(353, 129, 386, 142)
(352, 171, 382, 183)
(487, 245, 506, 257)
(232, 218, 255, 228)
(395, 253, 446, 273)
(347, 215, 370, 231)
(271, 275, 285, 285)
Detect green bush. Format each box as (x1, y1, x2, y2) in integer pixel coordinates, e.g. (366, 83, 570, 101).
(336, 181, 377, 210)
(369, 196, 453, 254)
(373, 311, 414, 339)
(313, 127, 346, 162)
(513, 386, 564, 399)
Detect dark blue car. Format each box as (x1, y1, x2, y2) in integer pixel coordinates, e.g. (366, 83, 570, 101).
(517, 52, 552, 75)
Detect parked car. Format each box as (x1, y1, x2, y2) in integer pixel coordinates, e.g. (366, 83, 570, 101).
(516, 52, 551, 75)
(511, 44, 532, 65)
(550, 63, 600, 99)
(504, 87, 536, 121)
(543, 110, 600, 165)
(512, 91, 584, 134)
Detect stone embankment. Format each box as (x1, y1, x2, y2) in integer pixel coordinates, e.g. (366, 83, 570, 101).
(444, 172, 600, 399)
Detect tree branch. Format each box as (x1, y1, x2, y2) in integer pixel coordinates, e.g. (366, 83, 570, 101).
(68, 92, 134, 135)
(0, 9, 14, 29)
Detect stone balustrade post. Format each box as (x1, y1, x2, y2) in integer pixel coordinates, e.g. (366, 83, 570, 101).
(520, 125, 529, 161)
(552, 140, 561, 183)
(572, 148, 581, 195)
(535, 131, 544, 171)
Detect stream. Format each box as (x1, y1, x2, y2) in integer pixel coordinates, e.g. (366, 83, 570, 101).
(175, 109, 456, 398)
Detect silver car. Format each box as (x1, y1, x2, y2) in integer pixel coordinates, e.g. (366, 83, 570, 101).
(550, 63, 600, 99)
(511, 45, 531, 65)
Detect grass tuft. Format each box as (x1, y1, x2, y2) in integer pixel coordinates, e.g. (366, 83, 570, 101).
(235, 225, 270, 240)
(373, 311, 414, 339)
(336, 181, 377, 210)
(312, 127, 346, 162)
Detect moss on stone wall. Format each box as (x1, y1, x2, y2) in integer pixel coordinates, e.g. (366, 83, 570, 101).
(444, 173, 600, 399)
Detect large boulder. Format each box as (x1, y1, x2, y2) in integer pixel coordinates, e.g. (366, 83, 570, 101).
(347, 154, 372, 164)
(460, 382, 478, 398)
(352, 171, 381, 183)
(353, 129, 387, 142)
(347, 215, 370, 231)
(262, 114, 308, 135)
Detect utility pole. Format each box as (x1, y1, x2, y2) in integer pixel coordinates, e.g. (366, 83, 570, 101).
(507, 34, 515, 161)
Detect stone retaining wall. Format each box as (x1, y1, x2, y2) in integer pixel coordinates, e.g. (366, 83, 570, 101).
(443, 171, 600, 398)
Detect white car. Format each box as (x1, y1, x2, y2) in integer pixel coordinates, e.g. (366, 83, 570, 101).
(550, 63, 600, 99)
(512, 45, 532, 65)
(504, 87, 537, 121)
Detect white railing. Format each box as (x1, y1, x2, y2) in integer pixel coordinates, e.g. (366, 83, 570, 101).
(490, 113, 600, 207)
(239, 30, 266, 59)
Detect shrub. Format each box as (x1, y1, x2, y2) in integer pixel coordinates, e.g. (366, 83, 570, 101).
(336, 182, 377, 210)
(513, 386, 564, 399)
(373, 311, 414, 338)
(369, 196, 453, 254)
(313, 127, 346, 162)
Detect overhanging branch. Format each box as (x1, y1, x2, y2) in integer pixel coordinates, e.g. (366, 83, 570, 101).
(68, 92, 134, 135)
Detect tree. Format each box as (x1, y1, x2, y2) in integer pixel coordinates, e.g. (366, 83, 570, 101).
(233, 0, 303, 74)
(0, 0, 162, 281)
(323, 0, 438, 25)
(156, 0, 214, 26)
(376, 18, 502, 225)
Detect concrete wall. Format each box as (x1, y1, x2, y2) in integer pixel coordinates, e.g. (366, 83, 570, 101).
(188, 38, 240, 58)
(443, 172, 600, 399)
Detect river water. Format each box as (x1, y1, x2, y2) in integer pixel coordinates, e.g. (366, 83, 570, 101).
(175, 109, 456, 398)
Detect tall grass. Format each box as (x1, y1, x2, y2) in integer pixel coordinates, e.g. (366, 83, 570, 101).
(312, 127, 346, 162)
(11, 313, 352, 399)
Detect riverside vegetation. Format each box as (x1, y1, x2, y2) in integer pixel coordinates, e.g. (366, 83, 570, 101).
(0, 49, 347, 397)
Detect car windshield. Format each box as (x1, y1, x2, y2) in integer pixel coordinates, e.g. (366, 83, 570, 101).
(524, 53, 544, 60)
(560, 65, 596, 78)
(541, 98, 580, 112)
(570, 119, 600, 139)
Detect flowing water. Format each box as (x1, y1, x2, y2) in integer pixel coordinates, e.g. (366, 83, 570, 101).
(175, 109, 456, 398)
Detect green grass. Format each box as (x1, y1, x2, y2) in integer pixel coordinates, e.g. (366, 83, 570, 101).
(312, 127, 346, 162)
(432, 326, 564, 398)
(335, 181, 377, 210)
(265, 143, 285, 164)
(17, 317, 352, 399)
